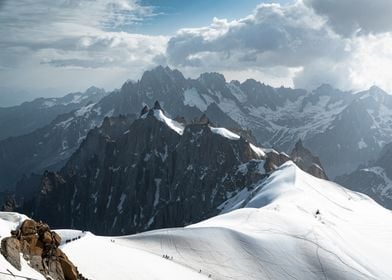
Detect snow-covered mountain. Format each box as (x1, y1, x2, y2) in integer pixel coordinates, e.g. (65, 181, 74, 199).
(2, 162, 392, 279)
(19, 104, 326, 236)
(337, 141, 392, 210)
(112, 67, 392, 178)
(1, 66, 391, 191)
(0, 86, 107, 141)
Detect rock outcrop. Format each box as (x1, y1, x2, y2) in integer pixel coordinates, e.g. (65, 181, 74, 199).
(1, 237, 21, 270)
(290, 140, 328, 180)
(1, 218, 86, 280)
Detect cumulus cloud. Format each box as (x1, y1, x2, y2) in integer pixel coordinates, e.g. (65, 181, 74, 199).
(166, 2, 352, 89)
(165, 1, 392, 92)
(304, 0, 392, 37)
(167, 3, 347, 67)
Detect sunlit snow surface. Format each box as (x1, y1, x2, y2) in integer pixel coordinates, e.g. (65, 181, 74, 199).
(152, 109, 185, 135)
(2, 162, 392, 279)
(210, 127, 240, 140)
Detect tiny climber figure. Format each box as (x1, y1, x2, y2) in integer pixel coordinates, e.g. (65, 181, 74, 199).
(315, 209, 320, 215)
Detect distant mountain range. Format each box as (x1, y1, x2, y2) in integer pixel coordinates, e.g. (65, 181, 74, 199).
(337, 141, 392, 210)
(0, 87, 108, 189)
(0, 86, 107, 141)
(1, 66, 391, 203)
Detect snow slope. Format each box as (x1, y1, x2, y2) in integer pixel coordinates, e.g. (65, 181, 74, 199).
(153, 109, 185, 135)
(210, 127, 240, 140)
(63, 162, 392, 280)
(2, 162, 392, 279)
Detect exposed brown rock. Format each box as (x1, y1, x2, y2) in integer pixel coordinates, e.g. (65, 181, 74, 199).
(1, 237, 21, 270)
(46, 258, 65, 280)
(264, 151, 290, 173)
(1, 218, 87, 280)
(20, 219, 37, 235)
(60, 256, 79, 280)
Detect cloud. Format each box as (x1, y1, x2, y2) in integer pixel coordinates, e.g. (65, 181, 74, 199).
(2, 0, 392, 98)
(167, 4, 344, 67)
(165, 1, 392, 93)
(0, 0, 167, 96)
(166, 2, 351, 89)
(304, 0, 392, 37)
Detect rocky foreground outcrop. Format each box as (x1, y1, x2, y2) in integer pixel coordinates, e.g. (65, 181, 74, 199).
(1, 218, 86, 280)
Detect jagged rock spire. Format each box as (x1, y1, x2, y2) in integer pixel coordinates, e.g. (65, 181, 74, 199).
(198, 114, 209, 125)
(154, 100, 162, 110)
(294, 139, 304, 149)
(140, 105, 149, 116)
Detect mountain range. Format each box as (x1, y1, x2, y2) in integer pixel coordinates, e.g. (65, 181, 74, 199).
(1, 66, 392, 279)
(0, 66, 391, 213)
(337, 141, 392, 210)
(1, 67, 391, 191)
(0, 87, 107, 141)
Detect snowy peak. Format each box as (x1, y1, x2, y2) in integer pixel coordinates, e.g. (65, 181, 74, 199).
(198, 72, 226, 88)
(140, 65, 186, 86)
(140, 102, 185, 135)
(209, 126, 240, 140)
(356, 85, 389, 103)
(152, 109, 185, 135)
(227, 161, 353, 210)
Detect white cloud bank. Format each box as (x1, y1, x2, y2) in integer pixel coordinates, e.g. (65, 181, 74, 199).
(0, 0, 168, 96)
(166, 0, 392, 92)
(304, 0, 392, 37)
(1, 0, 392, 98)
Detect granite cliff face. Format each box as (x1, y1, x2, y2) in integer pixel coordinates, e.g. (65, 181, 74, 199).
(21, 102, 327, 235)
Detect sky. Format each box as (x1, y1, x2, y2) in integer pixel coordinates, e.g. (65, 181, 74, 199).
(1, 0, 392, 105)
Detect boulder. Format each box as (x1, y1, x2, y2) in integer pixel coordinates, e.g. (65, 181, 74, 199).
(21, 234, 44, 256)
(20, 219, 37, 235)
(1, 237, 21, 270)
(30, 255, 45, 273)
(46, 258, 65, 280)
(59, 256, 79, 280)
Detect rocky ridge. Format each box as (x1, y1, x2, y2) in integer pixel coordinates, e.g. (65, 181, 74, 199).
(21, 102, 328, 236)
(1, 218, 86, 280)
